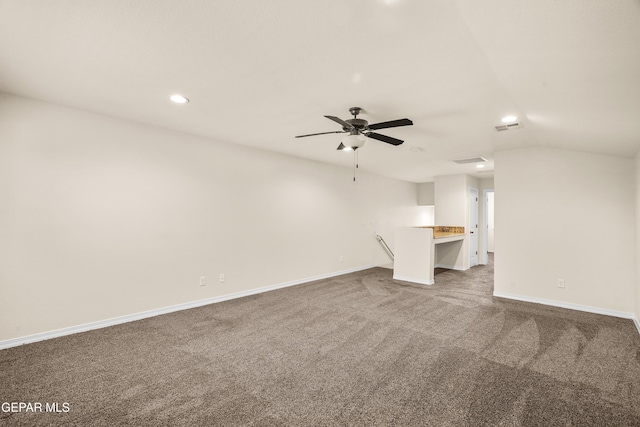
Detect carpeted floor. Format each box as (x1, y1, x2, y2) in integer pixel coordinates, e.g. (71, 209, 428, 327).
(2, 257, 640, 426)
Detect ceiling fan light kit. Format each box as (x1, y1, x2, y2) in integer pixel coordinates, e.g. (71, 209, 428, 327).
(341, 133, 367, 150)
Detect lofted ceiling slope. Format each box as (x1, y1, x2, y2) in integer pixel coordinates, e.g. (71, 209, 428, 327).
(1, 0, 639, 182)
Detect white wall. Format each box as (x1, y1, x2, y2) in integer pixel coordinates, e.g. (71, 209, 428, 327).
(479, 177, 494, 192)
(0, 93, 422, 342)
(434, 174, 477, 269)
(635, 153, 640, 322)
(434, 175, 467, 226)
(416, 206, 435, 226)
(495, 147, 635, 314)
(417, 182, 434, 206)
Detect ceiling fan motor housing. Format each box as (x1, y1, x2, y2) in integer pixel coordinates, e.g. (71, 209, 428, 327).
(344, 118, 368, 131)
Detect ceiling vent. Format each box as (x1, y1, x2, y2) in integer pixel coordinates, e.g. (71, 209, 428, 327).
(452, 156, 486, 165)
(495, 122, 523, 131)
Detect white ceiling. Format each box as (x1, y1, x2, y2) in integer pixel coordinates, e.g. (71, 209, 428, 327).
(1, 0, 639, 182)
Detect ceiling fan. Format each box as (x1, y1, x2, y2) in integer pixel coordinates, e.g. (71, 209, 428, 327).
(295, 107, 413, 150)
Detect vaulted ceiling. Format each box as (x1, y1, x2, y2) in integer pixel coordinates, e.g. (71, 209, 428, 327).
(1, 0, 639, 182)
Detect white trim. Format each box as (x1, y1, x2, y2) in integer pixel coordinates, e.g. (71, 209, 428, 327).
(392, 275, 434, 285)
(494, 291, 640, 335)
(481, 188, 494, 265)
(0, 265, 374, 350)
(435, 264, 467, 271)
(433, 235, 465, 244)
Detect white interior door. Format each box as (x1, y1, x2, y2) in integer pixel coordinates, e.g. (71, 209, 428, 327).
(469, 188, 478, 267)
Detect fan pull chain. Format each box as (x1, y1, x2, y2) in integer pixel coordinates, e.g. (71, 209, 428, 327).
(353, 150, 356, 181)
(352, 149, 360, 182)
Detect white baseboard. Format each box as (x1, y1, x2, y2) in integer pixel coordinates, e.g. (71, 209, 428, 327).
(435, 264, 467, 271)
(392, 275, 434, 285)
(0, 265, 374, 350)
(377, 262, 394, 270)
(494, 291, 640, 336)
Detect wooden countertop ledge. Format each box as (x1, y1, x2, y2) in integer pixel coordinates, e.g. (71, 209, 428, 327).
(418, 226, 465, 238)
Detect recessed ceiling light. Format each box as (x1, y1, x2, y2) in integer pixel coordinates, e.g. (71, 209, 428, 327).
(476, 164, 485, 169)
(169, 94, 189, 104)
(501, 115, 517, 123)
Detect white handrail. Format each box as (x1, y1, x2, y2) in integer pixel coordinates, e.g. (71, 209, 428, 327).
(375, 234, 394, 260)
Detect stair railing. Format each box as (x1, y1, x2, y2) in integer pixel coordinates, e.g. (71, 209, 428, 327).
(375, 234, 394, 261)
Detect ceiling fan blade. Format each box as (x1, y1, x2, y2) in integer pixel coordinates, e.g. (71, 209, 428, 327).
(295, 130, 346, 138)
(366, 132, 404, 146)
(324, 115, 354, 130)
(367, 118, 413, 131)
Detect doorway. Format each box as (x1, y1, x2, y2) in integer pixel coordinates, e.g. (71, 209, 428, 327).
(482, 189, 495, 264)
(469, 187, 478, 267)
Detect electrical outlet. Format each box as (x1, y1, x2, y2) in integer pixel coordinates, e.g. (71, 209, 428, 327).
(557, 279, 565, 288)
(200, 276, 206, 286)
(219, 273, 225, 283)
(339, 255, 343, 263)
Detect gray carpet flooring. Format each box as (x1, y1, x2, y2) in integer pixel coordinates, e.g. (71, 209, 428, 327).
(2, 256, 640, 426)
